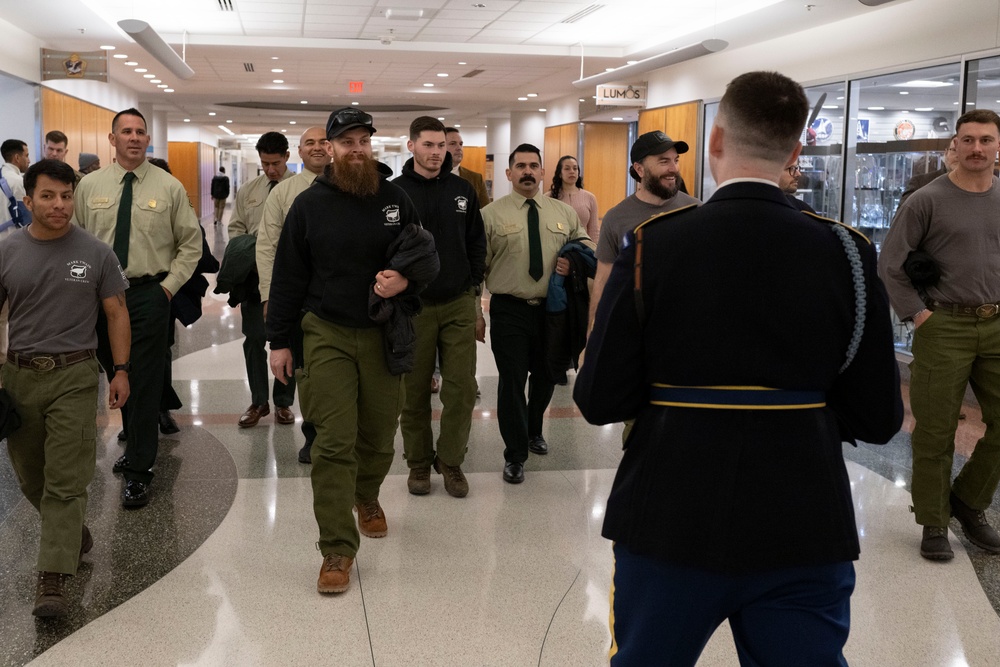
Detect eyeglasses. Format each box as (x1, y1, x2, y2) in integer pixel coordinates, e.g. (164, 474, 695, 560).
(786, 165, 801, 175)
(330, 108, 373, 128)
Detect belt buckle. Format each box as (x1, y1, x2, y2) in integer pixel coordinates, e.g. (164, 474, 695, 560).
(526, 298, 541, 306)
(976, 304, 999, 318)
(30, 356, 56, 372)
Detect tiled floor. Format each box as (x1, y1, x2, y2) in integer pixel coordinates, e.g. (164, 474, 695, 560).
(2, 213, 1000, 666)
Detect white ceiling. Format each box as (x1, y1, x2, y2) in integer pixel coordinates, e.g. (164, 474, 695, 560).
(7, 0, 904, 140)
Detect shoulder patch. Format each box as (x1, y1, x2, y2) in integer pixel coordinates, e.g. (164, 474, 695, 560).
(633, 203, 699, 235)
(803, 211, 872, 245)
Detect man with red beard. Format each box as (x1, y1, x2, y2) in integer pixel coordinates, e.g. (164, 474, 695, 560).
(267, 108, 432, 594)
(589, 132, 701, 328)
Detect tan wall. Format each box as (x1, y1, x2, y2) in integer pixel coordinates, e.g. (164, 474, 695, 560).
(41, 87, 115, 170)
(167, 142, 216, 220)
(582, 123, 630, 222)
(462, 146, 486, 175)
(638, 101, 700, 195)
(543, 123, 580, 194)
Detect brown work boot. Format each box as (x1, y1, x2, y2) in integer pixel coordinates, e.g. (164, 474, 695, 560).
(434, 458, 469, 498)
(408, 467, 431, 495)
(354, 499, 388, 538)
(920, 526, 954, 561)
(317, 554, 354, 594)
(33, 571, 69, 617)
(951, 492, 1000, 552)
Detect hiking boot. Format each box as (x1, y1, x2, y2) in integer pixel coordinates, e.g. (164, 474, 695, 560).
(33, 571, 69, 617)
(408, 467, 431, 495)
(951, 492, 1000, 553)
(317, 554, 354, 594)
(355, 500, 388, 538)
(920, 526, 954, 561)
(434, 458, 469, 498)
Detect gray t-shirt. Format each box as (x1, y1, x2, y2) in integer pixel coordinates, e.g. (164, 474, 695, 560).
(596, 192, 701, 263)
(879, 175, 1000, 320)
(0, 225, 128, 354)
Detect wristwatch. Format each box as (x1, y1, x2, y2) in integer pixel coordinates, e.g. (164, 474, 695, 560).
(113, 362, 131, 374)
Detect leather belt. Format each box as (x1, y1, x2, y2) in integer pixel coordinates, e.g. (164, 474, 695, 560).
(650, 384, 826, 410)
(932, 301, 1000, 318)
(6, 349, 96, 372)
(493, 293, 543, 307)
(128, 272, 168, 287)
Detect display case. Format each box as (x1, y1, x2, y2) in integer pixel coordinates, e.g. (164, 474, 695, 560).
(798, 144, 843, 220)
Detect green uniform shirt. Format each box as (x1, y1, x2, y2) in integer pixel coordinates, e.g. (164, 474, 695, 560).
(257, 169, 320, 302)
(228, 169, 294, 239)
(483, 190, 590, 300)
(74, 160, 202, 298)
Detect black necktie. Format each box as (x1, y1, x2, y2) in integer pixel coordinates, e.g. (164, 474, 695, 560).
(268, 180, 278, 192)
(526, 198, 542, 281)
(114, 172, 136, 269)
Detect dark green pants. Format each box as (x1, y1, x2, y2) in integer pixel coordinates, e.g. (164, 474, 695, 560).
(97, 280, 170, 484)
(2, 358, 99, 574)
(400, 290, 478, 468)
(160, 315, 182, 411)
(489, 294, 555, 464)
(910, 311, 1000, 526)
(242, 292, 296, 407)
(299, 313, 402, 558)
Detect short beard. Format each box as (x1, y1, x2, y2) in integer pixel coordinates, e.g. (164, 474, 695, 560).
(329, 155, 380, 198)
(642, 171, 677, 200)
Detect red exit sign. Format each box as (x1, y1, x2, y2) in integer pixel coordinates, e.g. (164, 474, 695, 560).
(349, 81, 364, 94)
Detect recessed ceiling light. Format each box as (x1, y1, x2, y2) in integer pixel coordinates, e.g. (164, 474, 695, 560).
(271, 68, 283, 73)
(135, 68, 147, 73)
(454, 124, 461, 128)
(458, 61, 466, 65)
(300, 100, 308, 104)
(143, 74, 155, 78)
(113, 54, 128, 59)
(518, 97, 528, 101)
(822, 105, 838, 109)
(437, 73, 448, 77)
(899, 91, 909, 95)
(605, 68, 615, 72)
(612, 116, 623, 121)
(226, 119, 233, 123)
(953, 102, 960, 105)
(837, 96, 844, 100)
(150, 79, 161, 83)
(579, 98, 585, 102)
(423, 83, 434, 87)
(124, 61, 138, 66)
(209, 112, 216, 116)
(967, 102, 975, 105)
(289, 121, 296, 125)
(272, 56, 279, 60)
(626, 60, 638, 65)
(437, 117, 445, 120)
(281, 129, 287, 132)
(893, 80, 952, 88)
(273, 79, 284, 84)
(100, 45, 115, 50)
(157, 84, 168, 88)
(164, 88, 174, 93)
(351, 101, 359, 105)
(527, 93, 537, 98)
(538, 108, 547, 112)
(867, 106, 884, 111)
(183, 118, 190, 122)
(915, 107, 934, 111)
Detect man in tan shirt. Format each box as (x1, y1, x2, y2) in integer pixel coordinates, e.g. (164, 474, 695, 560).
(480, 143, 590, 484)
(75, 107, 202, 508)
(256, 126, 331, 463)
(446, 127, 490, 209)
(228, 131, 295, 429)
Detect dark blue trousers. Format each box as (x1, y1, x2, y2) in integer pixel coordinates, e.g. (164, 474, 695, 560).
(610, 543, 854, 667)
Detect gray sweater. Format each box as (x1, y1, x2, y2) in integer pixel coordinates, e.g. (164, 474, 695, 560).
(879, 174, 1000, 320)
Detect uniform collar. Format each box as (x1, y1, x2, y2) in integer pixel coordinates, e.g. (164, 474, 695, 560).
(509, 189, 545, 209)
(112, 158, 151, 183)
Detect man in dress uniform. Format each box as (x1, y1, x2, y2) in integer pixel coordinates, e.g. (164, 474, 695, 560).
(575, 71, 902, 665)
(75, 108, 202, 508)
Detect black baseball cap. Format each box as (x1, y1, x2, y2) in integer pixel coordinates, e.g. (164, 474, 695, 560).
(629, 131, 688, 180)
(326, 107, 377, 139)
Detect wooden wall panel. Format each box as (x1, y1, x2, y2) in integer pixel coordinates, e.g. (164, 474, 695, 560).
(168, 142, 200, 214)
(582, 123, 630, 223)
(200, 143, 216, 221)
(638, 101, 700, 196)
(543, 123, 580, 194)
(41, 87, 114, 171)
(462, 146, 486, 175)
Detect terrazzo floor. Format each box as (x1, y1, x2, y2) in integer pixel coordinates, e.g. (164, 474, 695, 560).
(1, 212, 1000, 666)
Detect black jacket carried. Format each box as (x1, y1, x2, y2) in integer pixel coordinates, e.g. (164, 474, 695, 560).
(545, 240, 596, 384)
(266, 162, 424, 350)
(213, 233, 258, 307)
(173, 227, 220, 326)
(368, 223, 440, 375)
(392, 152, 485, 303)
(575, 182, 903, 574)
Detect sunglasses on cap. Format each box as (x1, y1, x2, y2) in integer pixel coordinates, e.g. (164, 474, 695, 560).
(330, 108, 373, 128)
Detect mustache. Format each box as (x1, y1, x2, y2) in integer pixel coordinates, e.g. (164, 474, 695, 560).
(519, 176, 536, 182)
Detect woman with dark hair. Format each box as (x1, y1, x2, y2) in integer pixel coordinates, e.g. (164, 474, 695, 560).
(547, 155, 598, 241)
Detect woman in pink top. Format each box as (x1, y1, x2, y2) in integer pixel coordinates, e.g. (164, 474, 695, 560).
(547, 155, 599, 241)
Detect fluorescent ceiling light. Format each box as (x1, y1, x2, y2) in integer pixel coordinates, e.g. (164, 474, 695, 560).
(573, 40, 727, 88)
(118, 19, 195, 80)
(892, 80, 952, 88)
(218, 125, 234, 136)
(915, 107, 934, 111)
(822, 105, 839, 109)
(867, 106, 885, 110)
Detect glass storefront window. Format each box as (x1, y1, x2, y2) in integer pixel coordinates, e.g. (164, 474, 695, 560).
(965, 55, 1000, 114)
(800, 81, 847, 221)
